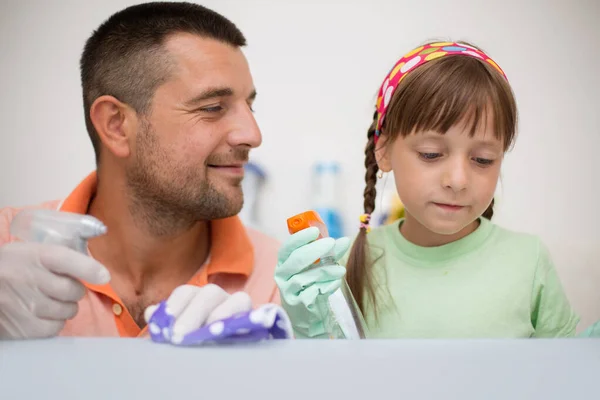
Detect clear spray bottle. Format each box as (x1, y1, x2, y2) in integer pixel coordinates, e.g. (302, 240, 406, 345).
(10, 209, 107, 254)
(287, 210, 367, 339)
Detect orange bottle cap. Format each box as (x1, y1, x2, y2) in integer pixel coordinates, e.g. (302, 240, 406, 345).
(287, 210, 328, 236)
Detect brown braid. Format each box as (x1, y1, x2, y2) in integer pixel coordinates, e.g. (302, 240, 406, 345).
(346, 112, 380, 316)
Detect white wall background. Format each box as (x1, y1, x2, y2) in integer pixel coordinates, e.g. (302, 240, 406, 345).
(1, 0, 599, 329)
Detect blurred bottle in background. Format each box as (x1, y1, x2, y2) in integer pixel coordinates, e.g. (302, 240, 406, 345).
(311, 161, 344, 239)
(239, 161, 267, 231)
(371, 172, 405, 228)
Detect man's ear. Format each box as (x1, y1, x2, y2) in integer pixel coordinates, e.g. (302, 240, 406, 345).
(89, 95, 138, 159)
(374, 134, 392, 173)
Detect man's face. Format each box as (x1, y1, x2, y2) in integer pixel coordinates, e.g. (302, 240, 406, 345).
(127, 33, 261, 221)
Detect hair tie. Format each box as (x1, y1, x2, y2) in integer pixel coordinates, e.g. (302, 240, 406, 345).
(359, 213, 371, 233)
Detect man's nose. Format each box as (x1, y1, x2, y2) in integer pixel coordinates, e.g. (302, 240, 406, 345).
(227, 104, 262, 149)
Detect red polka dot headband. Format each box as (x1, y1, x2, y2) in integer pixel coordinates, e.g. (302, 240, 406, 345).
(374, 42, 508, 144)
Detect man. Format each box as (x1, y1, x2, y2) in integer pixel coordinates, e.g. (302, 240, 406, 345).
(0, 2, 280, 340)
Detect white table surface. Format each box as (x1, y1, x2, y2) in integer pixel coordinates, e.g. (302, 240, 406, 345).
(1, 338, 599, 399)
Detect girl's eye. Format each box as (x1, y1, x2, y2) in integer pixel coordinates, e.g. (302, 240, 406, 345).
(419, 152, 442, 160)
(473, 157, 494, 166)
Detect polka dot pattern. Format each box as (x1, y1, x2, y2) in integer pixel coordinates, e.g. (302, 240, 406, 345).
(418, 47, 439, 56)
(442, 46, 467, 52)
(209, 321, 225, 336)
(463, 50, 484, 59)
(147, 302, 293, 347)
(149, 323, 160, 335)
(374, 42, 508, 143)
(146, 302, 174, 344)
(401, 56, 421, 73)
(389, 63, 404, 79)
(425, 51, 447, 61)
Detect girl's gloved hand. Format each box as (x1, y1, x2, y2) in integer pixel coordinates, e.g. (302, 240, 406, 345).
(274, 227, 350, 339)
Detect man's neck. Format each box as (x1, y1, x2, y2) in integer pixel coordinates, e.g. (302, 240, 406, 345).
(86, 173, 210, 326)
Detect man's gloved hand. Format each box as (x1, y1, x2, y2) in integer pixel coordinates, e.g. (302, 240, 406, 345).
(274, 227, 350, 339)
(0, 242, 111, 339)
(144, 284, 253, 344)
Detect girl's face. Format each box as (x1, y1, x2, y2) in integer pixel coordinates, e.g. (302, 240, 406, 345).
(377, 113, 504, 246)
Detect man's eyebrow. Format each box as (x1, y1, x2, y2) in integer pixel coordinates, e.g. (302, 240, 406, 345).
(184, 87, 233, 107)
(184, 87, 257, 107)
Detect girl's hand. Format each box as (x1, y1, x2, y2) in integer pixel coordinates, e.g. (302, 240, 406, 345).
(274, 227, 350, 338)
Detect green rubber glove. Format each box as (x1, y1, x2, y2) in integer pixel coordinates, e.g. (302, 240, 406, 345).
(275, 227, 351, 339)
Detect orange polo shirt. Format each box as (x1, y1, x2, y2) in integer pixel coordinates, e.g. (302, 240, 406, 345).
(0, 172, 281, 338)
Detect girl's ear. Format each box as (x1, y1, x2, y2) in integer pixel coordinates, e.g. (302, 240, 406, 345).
(375, 135, 392, 172)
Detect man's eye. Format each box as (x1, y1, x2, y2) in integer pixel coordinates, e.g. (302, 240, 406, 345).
(200, 106, 223, 113)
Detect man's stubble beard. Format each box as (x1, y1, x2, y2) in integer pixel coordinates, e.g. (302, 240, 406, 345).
(125, 123, 244, 236)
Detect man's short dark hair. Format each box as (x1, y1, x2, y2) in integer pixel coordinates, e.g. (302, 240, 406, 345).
(80, 2, 247, 163)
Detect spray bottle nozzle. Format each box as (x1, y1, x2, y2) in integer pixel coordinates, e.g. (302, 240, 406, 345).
(286, 210, 329, 238)
(10, 209, 107, 254)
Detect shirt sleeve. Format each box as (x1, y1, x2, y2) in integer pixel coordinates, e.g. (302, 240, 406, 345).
(530, 241, 580, 337)
(0, 206, 28, 246)
(578, 320, 600, 337)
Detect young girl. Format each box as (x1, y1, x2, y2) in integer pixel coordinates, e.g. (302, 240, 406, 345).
(275, 41, 599, 339)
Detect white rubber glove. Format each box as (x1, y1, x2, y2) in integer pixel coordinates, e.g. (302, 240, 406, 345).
(144, 284, 252, 343)
(0, 242, 111, 339)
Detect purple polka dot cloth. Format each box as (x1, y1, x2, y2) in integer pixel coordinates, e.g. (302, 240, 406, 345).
(147, 303, 294, 346)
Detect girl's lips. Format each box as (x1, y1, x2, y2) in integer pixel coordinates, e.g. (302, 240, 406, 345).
(433, 203, 465, 211)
